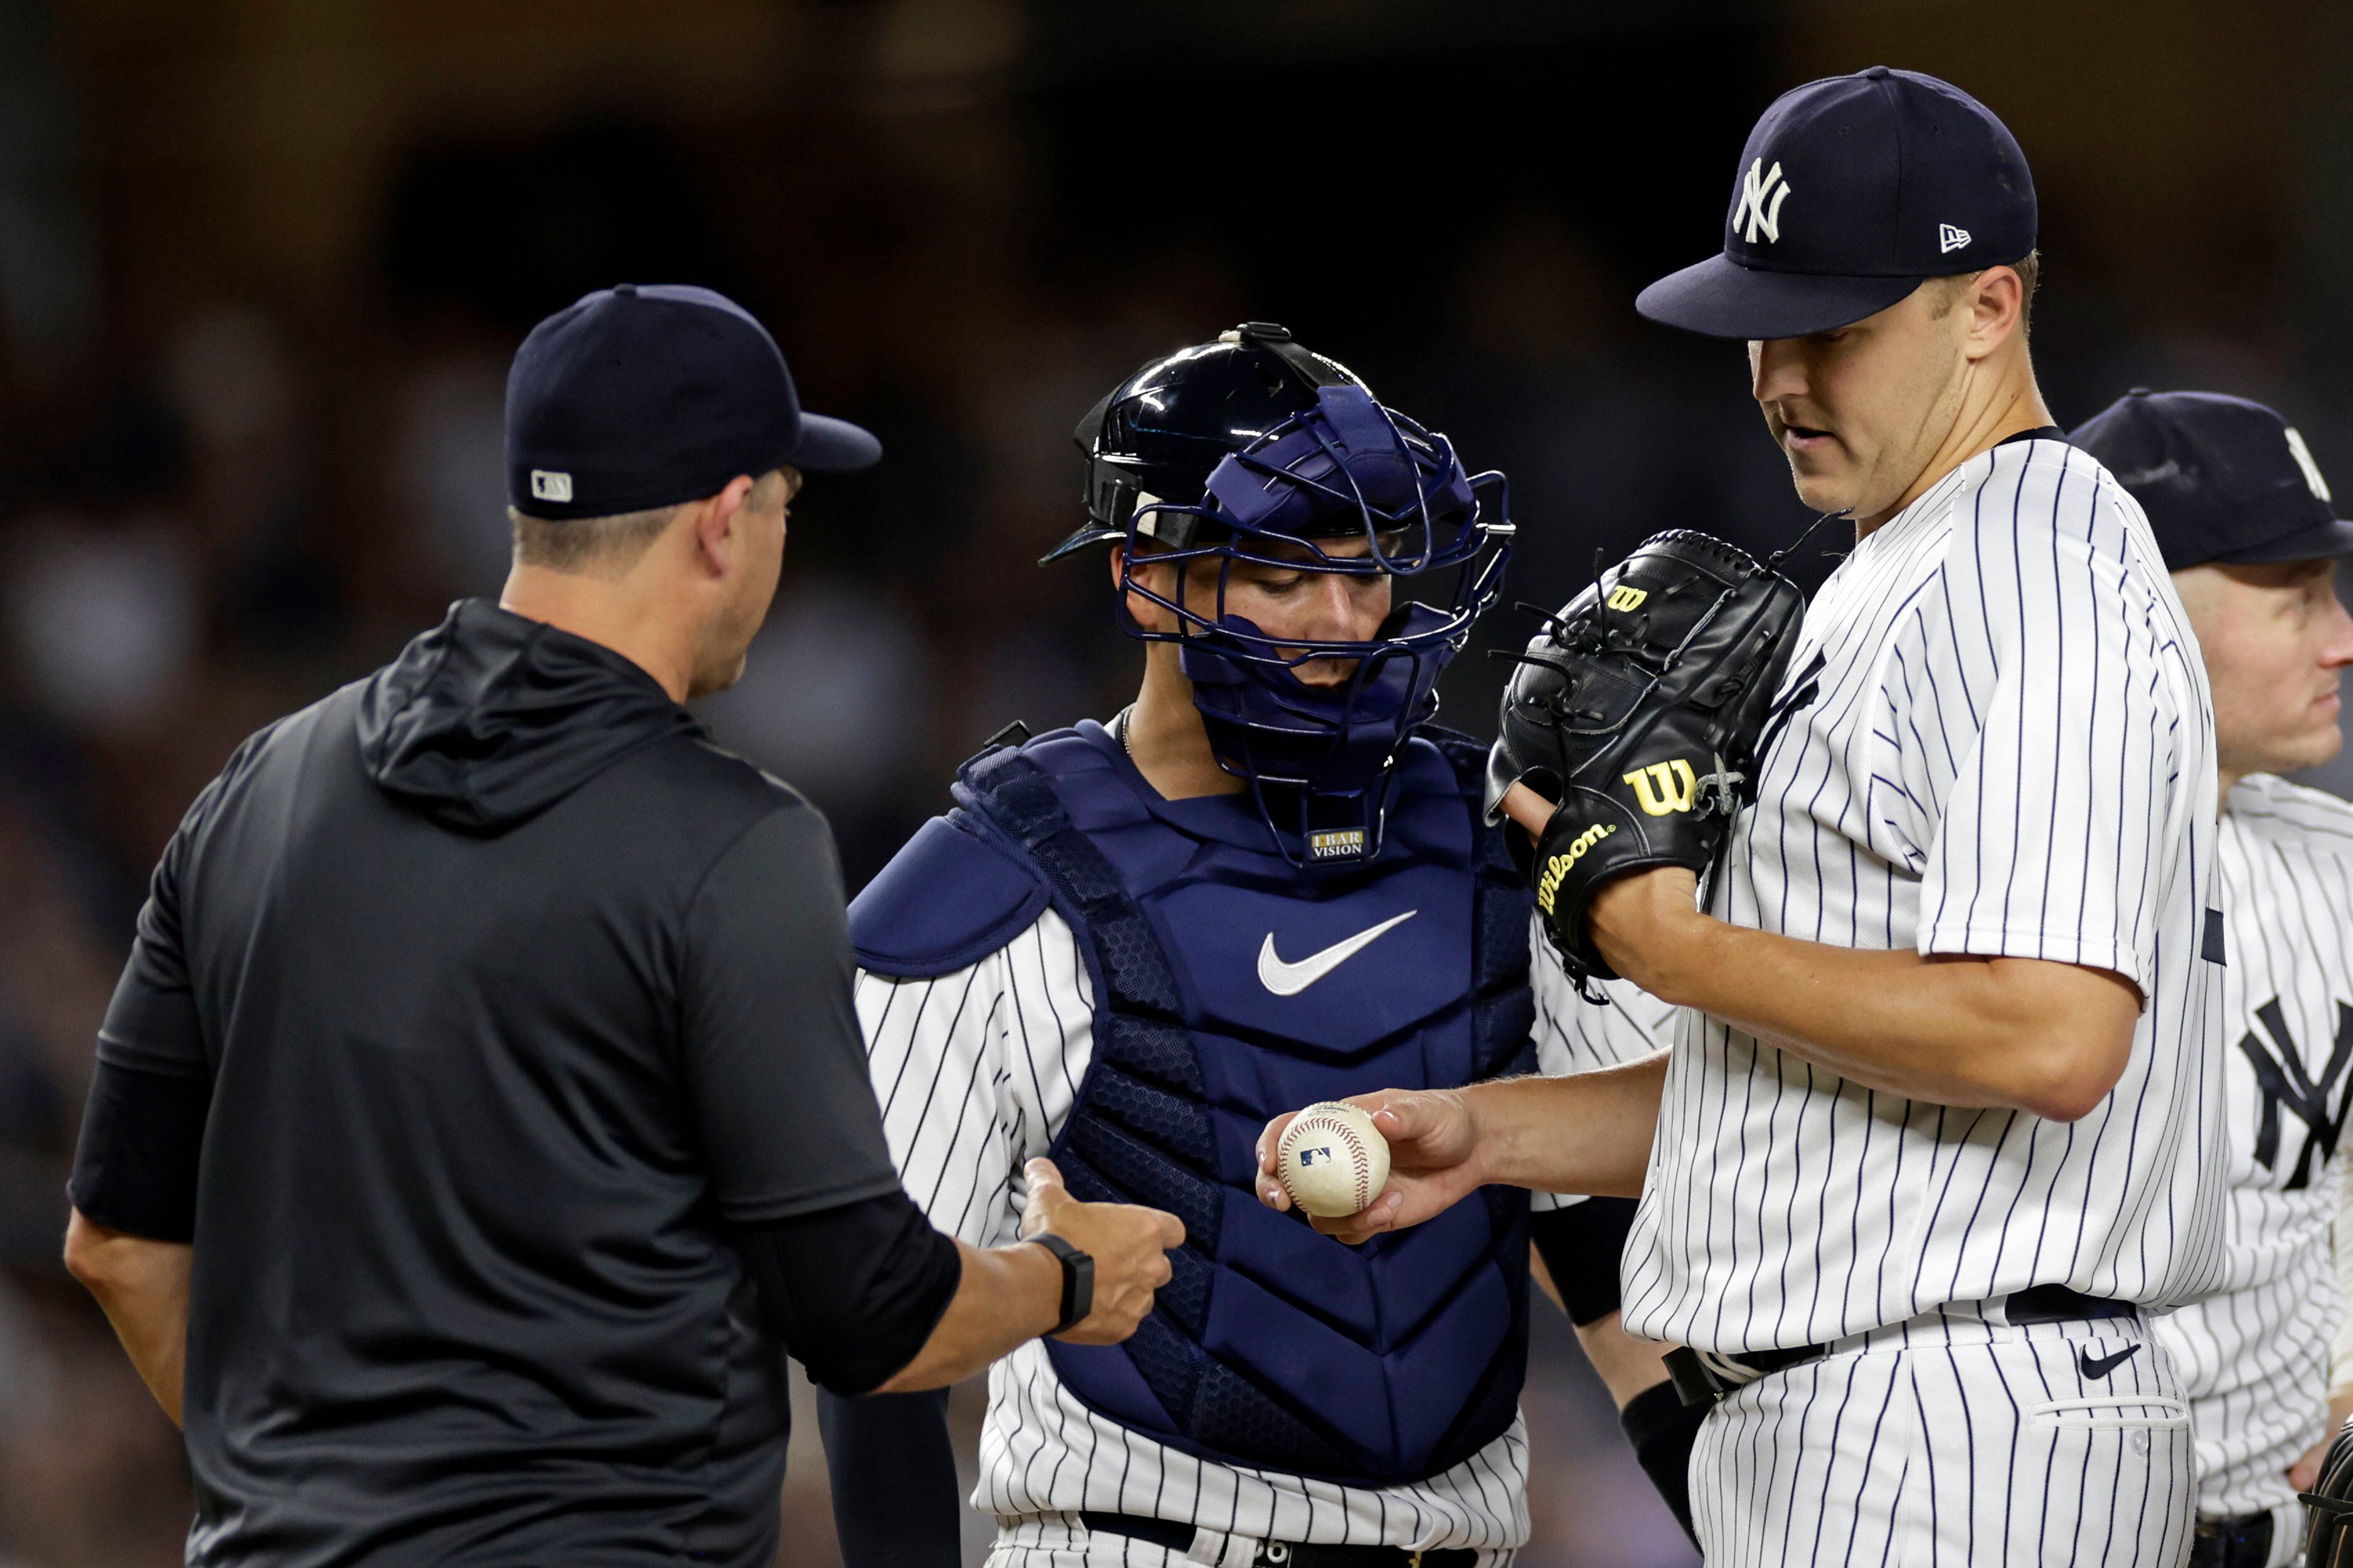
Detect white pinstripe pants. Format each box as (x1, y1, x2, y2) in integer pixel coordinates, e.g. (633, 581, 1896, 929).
(1691, 1314, 2196, 1567)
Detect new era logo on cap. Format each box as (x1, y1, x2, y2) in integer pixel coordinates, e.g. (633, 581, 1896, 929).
(530, 470, 574, 503)
(1939, 223, 1972, 254)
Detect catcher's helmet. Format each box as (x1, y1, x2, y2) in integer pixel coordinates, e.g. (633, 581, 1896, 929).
(1048, 323, 1512, 866)
(2305, 1419, 2353, 1565)
(1048, 322, 1366, 559)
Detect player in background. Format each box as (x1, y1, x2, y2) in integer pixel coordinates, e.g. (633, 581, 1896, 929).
(2073, 389, 2353, 1568)
(815, 324, 1699, 1568)
(1260, 70, 2229, 1565)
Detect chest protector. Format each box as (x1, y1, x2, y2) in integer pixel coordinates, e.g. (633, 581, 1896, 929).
(943, 721, 1534, 1485)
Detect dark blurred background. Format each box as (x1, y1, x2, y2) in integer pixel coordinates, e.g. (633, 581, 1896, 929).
(1, 1, 2349, 1562)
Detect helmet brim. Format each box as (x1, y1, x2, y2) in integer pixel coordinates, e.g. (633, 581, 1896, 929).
(1039, 523, 1122, 564)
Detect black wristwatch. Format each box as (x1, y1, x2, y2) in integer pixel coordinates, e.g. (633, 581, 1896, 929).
(1029, 1232, 1094, 1335)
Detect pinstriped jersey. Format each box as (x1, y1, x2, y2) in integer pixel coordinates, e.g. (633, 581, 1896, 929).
(1530, 925, 1676, 1216)
(850, 908, 1660, 1552)
(1620, 437, 2228, 1354)
(2154, 774, 2353, 1522)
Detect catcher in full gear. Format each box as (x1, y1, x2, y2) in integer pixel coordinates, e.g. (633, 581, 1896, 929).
(819, 324, 1706, 1567)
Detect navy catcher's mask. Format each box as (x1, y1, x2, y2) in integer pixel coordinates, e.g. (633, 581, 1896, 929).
(1048, 323, 1512, 866)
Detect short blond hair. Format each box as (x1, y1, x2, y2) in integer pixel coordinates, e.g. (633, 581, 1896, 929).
(1929, 248, 2041, 335)
(509, 502, 681, 574)
(507, 470, 789, 575)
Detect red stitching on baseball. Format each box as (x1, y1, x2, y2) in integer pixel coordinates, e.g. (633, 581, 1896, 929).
(1292, 1113, 1373, 1210)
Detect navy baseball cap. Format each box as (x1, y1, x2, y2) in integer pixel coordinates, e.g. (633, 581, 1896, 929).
(1637, 67, 2037, 341)
(506, 283, 880, 520)
(2069, 389, 2353, 568)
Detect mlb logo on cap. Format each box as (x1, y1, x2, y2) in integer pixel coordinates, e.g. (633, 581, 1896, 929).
(529, 470, 573, 504)
(1637, 66, 2037, 341)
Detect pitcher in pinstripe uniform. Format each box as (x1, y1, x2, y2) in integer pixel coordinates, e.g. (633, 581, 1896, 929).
(1260, 70, 2232, 1566)
(813, 326, 1703, 1568)
(2074, 389, 2353, 1568)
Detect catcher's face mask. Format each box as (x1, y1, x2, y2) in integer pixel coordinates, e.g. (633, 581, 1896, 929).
(1113, 384, 1512, 864)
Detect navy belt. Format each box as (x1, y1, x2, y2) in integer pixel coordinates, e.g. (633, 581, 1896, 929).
(1667, 1286, 2138, 1407)
(1080, 1512, 1478, 1567)
(2187, 1509, 2274, 1568)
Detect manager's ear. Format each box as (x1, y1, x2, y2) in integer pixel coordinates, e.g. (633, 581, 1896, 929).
(691, 474, 762, 577)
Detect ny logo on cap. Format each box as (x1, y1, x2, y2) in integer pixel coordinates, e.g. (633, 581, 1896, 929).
(2286, 427, 2333, 502)
(1733, 159, 1792, 245)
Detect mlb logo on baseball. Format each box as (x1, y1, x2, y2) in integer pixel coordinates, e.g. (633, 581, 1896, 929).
(530, 469, 574, 502)
(1276, 1103, 1391, 1218)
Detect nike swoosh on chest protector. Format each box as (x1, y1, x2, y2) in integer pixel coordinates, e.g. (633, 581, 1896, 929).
(1256, 911, 1418, 997)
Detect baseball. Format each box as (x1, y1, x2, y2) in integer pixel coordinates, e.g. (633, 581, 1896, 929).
(1276, 1101, 1392, 1219)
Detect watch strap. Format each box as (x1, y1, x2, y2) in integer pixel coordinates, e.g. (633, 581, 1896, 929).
(1029, 1232, 1094, 1335)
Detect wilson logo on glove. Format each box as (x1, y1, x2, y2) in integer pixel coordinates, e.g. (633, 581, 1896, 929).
(1536, 824, 1617, 915)
(1623, 759, 1699, 816)
(1482, 526, 1812, 995)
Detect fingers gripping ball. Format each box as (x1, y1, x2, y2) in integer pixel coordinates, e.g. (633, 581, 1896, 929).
(1277, 1103, 1392, 1219)
(1487, 530, 1808, 991)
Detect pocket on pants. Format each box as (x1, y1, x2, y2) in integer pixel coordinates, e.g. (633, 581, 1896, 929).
(2029, 1394, 2192, 1432)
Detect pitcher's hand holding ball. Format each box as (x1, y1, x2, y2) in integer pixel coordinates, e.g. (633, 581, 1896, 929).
(1256, 1091, 1486, 1244)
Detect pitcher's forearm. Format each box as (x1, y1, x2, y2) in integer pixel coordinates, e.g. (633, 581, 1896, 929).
(1465, 1056, 1668, 1198)
(1595, 876, 2137, 1121)
(1664, 921, 2133, 1118)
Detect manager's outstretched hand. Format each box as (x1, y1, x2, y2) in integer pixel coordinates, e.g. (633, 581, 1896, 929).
(1255, 1092, 1488, 1245)
(1020, 1157, 1184, 1344)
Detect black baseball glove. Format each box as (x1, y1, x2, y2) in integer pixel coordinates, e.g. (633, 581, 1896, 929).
(1486, 529, 1807, 992)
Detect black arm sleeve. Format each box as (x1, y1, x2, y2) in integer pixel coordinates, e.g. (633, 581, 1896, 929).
(70, 800, 216, 1241)
(736, 1187, 962, 1395)
(1529, 1197, 1639, 1327)
(683, 803, 906, 1224)
(818, 1387, 962, 1568)
(66, 1059, 211, 1241)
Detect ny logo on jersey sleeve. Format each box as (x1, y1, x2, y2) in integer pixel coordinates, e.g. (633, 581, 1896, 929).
(2238, 998, 2353, 1190)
